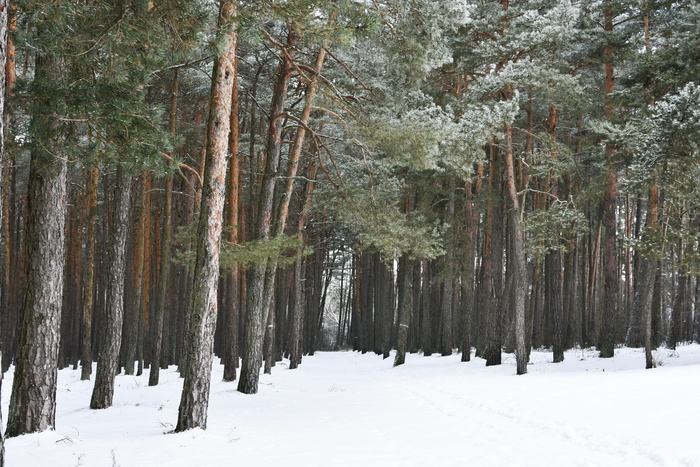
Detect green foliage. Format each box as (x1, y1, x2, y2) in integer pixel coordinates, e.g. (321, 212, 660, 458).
(653, 82, 700, 157)
(14, 0, 206, 174)
(220, 235, 307, 269)
(524, 199, 588, 258)
(314, 161, 443, 260)
(174, 224, 306, 269)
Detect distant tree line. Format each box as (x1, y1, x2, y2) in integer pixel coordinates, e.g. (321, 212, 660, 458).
(0, 0, 699, 458)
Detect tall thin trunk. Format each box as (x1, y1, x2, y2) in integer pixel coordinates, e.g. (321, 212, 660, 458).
(599, 0, 618, 358)
(222, 45, 240, 382)
(482, 142, 503, 366)
(351, 254, 361, 351)
(638, 183, 659, 369)
(176, 0, 236, 431)
(137, 175, 153, 376)
(125, 175, 150, 375)
(420, 260, 432, 356)
(440, 177, 456, 356)
(394, 254, 413, 367)
(289, 159, 318, 369)
(0, 147, 9, 372)
(264, 45, 327, 370)
(460, 180, 478, 362)
(90, 168, 132, 409)
(669, 241, 687, 351)
(692, 277, 700, 344)
(149, 70, 178, 386)
(0, 350, 3, 467)
(504, 121, 528, 375)
(80, 167, 99, 380)
(547, 106, 566, 363)
(238, 26, 298, 394)
(0, 2, 7, 459)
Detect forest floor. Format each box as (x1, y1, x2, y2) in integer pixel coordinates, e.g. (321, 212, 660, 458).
(3, 344, 700, 466)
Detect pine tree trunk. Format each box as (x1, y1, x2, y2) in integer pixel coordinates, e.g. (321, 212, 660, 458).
(629, 183, 659, 351)
(125, 175, 149, 374)
(420, 260, 432, 356)
(0, 150, 10, 372)
(550, 250, 564, 362)
(289, 159, 318, 369)
(7, 151, 68, 436)
(459, 180, 478, 362)
(0, 352, 3, 467)
(692, 277, 700, 344)
(546, 105, 566, 362)
(222, 52, 240, 381)
(394, 255, 413, 366)
(137, 179, 153, 376)
(80, 167, 99, 380)
(381, 260, 394, 358)
(504, 122, 528, 375)
(483, 143, 503, 366)
(651, 259, 663, 348)
(238, 27, 298, 394)
(440, 178, 456, 356)
(263, 306, 275, 374)
(289, 257, 305, 369)
(149, 70, 178, 386)
(90, 167, 132, 409)
(7, 49, 66, 436)
(0, 0, 6, 458)
(149, 175, 172, 386)
(363, 256, 372, 353)
(669, 256, 687, 351)
(176, 0, 236, 431)
(350, 255, 359, 351)
(598, 0, 618, 359)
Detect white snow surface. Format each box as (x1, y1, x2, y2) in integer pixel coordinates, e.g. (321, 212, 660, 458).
(3, 345, 700, 466)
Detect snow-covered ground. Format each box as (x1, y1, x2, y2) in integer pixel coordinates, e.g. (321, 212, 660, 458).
(3, 345, 700, 466)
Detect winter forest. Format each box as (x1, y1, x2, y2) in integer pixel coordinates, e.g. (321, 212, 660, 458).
(1, 0, 700, 465)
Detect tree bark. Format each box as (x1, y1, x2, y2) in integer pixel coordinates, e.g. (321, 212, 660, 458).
(125, 175, 150, 375)
(238, 26, 298, 394)
(7, 53, 67, 436)
(0, 1, 6, 459)
(628, 183, 658, 352)
(136, 179, 153, 376)
(289, 159, 318, 369)
(420, 260, 432, 356)
(0, 352, 3, 467)
(90, 167, 132, 409)
(176, 0, 236, 432)
(394, 255, 413, 367)
(547, 106, 566, 363)
(149, 71, 178, 386)
(692, 277, 700, 344)
(669, 251, 687, 351)
(222, 45, 240, 382)
(440, 177, 456, 356)
(598, 0, 618, 359)
(460, 180, 478, 362)
(504, 122, 528, 375)
(7, 153, 68, 436)
(80, 167, 99, 380)
(483, 142, 503, 366)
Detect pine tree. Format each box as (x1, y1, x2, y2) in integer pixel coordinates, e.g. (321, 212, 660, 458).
(6, 34, 69, 435)
(176, 0, 237, 431)
(0, 0, 6, 458)
(90, 168, 132, 409)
